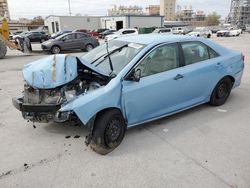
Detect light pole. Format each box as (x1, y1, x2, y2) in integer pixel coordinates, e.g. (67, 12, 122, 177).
(68, 0, 72, 16)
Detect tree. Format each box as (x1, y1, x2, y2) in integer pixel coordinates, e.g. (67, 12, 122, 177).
(206, 12, 221, 26)
(30, 16, 44, 25)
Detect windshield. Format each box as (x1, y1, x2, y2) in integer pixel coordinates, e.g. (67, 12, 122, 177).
(81, 40, 145, 76)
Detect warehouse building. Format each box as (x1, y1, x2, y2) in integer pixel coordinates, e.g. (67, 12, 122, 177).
(44, 15, 101, 34)
(100, 15, 164, 30)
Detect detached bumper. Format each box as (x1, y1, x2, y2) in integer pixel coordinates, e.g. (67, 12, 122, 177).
(12, 97, 61, 113)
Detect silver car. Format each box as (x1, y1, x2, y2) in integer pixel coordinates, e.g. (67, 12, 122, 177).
(41, 32, 99, 54)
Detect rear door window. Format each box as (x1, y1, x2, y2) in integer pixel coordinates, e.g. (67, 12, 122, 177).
(181, 42, 210, 65)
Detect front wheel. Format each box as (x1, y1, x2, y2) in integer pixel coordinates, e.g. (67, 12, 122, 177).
(40, 39, 46, 43)
(90, 109, 127, 155)
(210, 77, 232, 106)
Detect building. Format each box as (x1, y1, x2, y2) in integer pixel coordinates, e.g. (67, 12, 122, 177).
(44, 16, 101, 34)
(228, 0, 250, 26)
(100, 15, 164, 30)
(0, 0, 10, 19)
(176, 5, 193, 22)
(194, 11, 206, 21)
(108, 5, 144, 16)
(160, 0, 176, 21)
(145, 5, 160, 16)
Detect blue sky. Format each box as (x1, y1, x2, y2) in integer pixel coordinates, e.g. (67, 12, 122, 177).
(8, 0, 231, 19)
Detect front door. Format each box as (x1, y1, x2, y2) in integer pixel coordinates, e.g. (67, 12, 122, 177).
(122, 43, 188, 125)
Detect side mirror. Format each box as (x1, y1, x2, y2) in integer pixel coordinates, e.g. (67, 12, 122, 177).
(126, 69, 141, 82)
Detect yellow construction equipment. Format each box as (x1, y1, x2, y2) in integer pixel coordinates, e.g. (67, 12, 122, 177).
(0, 18, 31, 59)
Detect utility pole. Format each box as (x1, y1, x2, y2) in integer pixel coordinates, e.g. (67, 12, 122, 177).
(68, 0, 72, 16)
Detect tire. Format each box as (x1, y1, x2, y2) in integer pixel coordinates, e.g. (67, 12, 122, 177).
(0, 40, 7, 59)
(85, 44, 93, 52)
(210, 77, 233, 106)
(90, 109, 127, 155)
(207, 34, 211, 38)
(51, 46, 61, 54)
(40, 39, 46, 43)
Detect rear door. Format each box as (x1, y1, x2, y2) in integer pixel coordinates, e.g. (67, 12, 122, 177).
(60, 33, 77, 50)
(178, 41, 222, 105)
(75, 33, 90, 49)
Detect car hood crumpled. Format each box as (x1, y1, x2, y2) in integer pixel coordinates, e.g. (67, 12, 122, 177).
(23, 54, 109, 89)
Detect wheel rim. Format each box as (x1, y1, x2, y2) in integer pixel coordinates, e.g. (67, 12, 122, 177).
(105, 118, 122, 147)
(86, 45, 93, 52)
(217, 83, 228, 99)
(53, 47, 60, 54)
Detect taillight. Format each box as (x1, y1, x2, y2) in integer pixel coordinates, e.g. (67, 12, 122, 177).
(242, 54, 245, 62)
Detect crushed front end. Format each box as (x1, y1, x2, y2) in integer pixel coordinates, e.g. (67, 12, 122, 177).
(12, 54, 109, 123)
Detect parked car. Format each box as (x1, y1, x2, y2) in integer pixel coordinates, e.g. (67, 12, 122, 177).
(13, 35, 244, 155)
(13, 31, 30, 40)
(88, 30, 99, 37)
(50, 30, 72, 39)
(152, 28, 172, 34)
(105, 28, 138, 41)
(73, 29, 89, 33)
(97, 28, 109, 33)
(172, 27, 185, 34)
(24, 31, 49, 43)
(187, 27, 212, 38)
(41, 32, 99, 54)
(210, 27, 220, 33)
(98, 29, 116, 39)
(216, 28, 241, 37)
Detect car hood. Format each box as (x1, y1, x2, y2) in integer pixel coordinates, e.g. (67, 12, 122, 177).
(23, 54, 109, 89)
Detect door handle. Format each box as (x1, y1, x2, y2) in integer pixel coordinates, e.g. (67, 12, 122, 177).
(174, 74, 184, 80)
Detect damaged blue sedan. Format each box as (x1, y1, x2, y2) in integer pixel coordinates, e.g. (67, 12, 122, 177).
(13, 35, 244, 154)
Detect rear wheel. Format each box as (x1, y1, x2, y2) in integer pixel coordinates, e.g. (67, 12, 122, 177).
(0, 39, 7, 59)
(210, 77, 232, 106)
(85, 44, 93, 52)
(90, 109, 127, 155)
(51, 46, 61, 54)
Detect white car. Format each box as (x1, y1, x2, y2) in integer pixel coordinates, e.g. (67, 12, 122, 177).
(152, 28, 172, 34)
(217, 27, 241, 37)
(187, 27, 212, 38)
(105, 28, 138, 41)
(172, 27, 185, 35)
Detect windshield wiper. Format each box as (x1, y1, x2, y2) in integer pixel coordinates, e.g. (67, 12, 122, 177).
(92, 44, 128, 67)
(105, 40, 114, 72)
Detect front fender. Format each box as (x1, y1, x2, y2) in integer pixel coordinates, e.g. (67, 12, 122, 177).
(60, 80, 123, 125)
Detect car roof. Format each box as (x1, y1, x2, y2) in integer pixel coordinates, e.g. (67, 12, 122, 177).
(116, 34, 196, 45)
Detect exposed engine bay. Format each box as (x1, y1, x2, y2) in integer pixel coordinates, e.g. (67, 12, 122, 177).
(14, 56, 110, 123)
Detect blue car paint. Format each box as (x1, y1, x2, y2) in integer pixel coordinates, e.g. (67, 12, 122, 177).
(25, 35, 243, 127)
(23, 54, 78, 89)
(23, 54, 109, 90)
